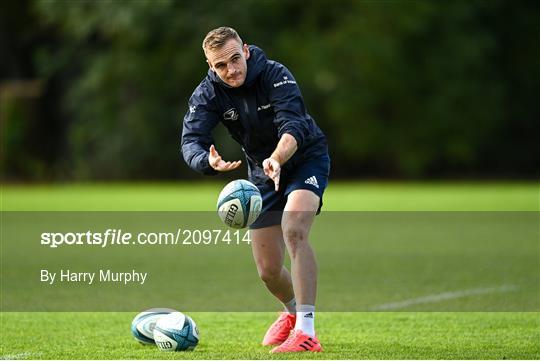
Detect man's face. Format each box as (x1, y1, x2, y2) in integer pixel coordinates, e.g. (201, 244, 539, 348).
(206, 39, 250, 88)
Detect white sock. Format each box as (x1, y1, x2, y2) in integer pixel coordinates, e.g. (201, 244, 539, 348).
(283, 298, 296, 314)
(295, 304, 315, 337)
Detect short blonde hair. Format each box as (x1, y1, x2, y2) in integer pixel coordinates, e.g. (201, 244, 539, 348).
(202, 27, 243, 54)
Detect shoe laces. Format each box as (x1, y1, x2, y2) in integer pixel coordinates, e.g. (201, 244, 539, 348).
(279, 329, 300, 349)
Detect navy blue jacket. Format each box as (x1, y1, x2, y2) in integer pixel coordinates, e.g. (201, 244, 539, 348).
(181, 45, 328, 184)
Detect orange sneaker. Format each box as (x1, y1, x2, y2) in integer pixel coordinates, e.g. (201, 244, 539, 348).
(262, 312, 296, 346)
(270, 330, 323, 353)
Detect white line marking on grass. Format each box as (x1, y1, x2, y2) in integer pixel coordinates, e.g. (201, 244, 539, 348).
(0, 352, 36, 360)
(371, 284, 519, 311)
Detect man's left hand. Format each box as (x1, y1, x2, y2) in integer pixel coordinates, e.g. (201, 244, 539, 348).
(263, 157, 281, 191)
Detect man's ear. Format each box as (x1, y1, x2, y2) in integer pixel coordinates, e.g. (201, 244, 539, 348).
(243, 44, 250, 60)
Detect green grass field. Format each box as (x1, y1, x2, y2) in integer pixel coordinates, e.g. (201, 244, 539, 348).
(2, 181, 537, 211)
(1, 182, 539, 359)
(1, 312, 538, 359)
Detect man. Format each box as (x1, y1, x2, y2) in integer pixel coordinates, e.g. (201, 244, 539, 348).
(181, 27, 330, 353)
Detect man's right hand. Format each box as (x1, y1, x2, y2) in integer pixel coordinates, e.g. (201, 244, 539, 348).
(209, 144, 242, 172)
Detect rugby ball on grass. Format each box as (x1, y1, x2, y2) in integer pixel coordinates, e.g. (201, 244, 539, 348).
(131, 308, 176, 345)
(153, 311, 199, 351)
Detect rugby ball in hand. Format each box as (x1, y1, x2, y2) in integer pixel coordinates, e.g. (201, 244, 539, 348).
(217, 179, 262, 229)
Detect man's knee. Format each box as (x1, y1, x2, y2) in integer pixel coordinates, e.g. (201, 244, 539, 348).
(283, 223, 309, 256)
(257, 263, 282, 284)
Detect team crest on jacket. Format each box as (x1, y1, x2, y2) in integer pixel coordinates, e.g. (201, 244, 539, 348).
(223, 108, 239, 121)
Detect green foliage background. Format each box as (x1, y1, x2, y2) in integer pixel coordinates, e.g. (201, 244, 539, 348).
(1, 0, 538, 180)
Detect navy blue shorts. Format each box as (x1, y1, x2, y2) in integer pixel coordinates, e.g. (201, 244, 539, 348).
(249, 155, 330, 229)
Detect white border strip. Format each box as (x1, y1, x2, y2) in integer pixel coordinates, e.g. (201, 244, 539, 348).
(371, 284, 519, 311)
